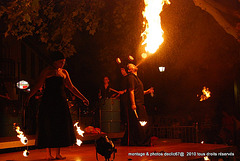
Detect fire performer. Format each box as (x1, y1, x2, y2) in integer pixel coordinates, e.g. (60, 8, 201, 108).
(123, 63, 154, 146)
(25, 51, 89, 160)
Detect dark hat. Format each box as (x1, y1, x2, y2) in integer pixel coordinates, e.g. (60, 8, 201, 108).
(49, 51, 65, 62)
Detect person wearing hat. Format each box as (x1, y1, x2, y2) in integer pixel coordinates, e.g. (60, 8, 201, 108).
(25, 51, 89, 160)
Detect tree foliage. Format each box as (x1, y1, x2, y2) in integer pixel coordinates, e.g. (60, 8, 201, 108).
(0, 0, 104, 56)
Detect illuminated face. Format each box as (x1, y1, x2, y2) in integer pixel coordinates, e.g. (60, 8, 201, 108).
(53, 59, 66, 69)
(103, 77, 109, 84)
(127, 64, 138, 73)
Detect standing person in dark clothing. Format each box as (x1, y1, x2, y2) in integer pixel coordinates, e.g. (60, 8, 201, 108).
(119, 67, 129, 145)
(98, 76, 121, 100)
(120, 68, 128, 125)
(25, 51, 89, 160)
(123, 63, 154, 146)
(98, 77, 112, 100)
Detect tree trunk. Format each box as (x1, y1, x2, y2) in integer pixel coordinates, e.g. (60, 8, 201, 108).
(193, 0, 239, 42)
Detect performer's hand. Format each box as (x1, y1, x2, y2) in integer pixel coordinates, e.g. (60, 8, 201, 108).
(119, 91, 125, 95)
(131, 104, 137, 110)
(148, 87, 154, 94)
(83, 99, 89, 106)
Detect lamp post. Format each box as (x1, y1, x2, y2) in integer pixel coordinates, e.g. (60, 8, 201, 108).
(16, 80, 29, 129)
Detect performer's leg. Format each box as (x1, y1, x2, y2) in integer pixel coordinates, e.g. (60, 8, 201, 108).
(46, 148, 54, 160)
(55, 147, 66, 159)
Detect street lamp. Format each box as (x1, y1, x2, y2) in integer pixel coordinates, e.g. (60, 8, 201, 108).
(159, 66, 165, 72)
(16, 80, 29, 90)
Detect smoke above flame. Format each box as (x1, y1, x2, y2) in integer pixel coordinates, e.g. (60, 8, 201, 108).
(141, 0, 171, 55)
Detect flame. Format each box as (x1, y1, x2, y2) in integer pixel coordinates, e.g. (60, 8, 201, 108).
(14, 125, 28, 145)
(141, 0, 170, 54)
(76, 139, 83, 146)
(204, 156, 210, 161)
(74, 122, 84, 146)
(74, 122, 84, 137)
(201, 141, 204, 144)
(139, 121, 147, 126)
(23, 150, 29, 157)
(141, 53, 148, 59)
(199, 86, 211, 101)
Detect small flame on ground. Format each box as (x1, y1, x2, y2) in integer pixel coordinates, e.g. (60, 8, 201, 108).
(141, 0, 171, 54)
(14, 124, 28, 145)
(204, 156, 210, 161)
(139, 121, 147, 126)
(23, 150, 29, 157)
(201, 141, 204, 144)
(74, 122, 84, 146)
(199, 86, 211, 101)
(76, 139, 82, 146)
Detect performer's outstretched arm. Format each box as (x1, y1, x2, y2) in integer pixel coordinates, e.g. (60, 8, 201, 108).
(144, 87, 154, 95)
(63, 69, 89, 106)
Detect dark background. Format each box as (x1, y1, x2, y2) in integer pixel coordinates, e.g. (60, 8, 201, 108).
(64, 0, 239, 124)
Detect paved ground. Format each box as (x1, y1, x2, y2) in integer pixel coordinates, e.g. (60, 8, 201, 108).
(0, 142, 236, 161)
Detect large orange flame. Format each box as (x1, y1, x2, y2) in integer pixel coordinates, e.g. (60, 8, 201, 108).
(141, 0, 170, 54)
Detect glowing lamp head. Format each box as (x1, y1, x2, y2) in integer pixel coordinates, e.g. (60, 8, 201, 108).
(158, 66, 165, 72)
(141, 53, 148, 59)
(128, 55, 134, 61)
(116, 58, 121, 64)
(16, 80, 29, 89)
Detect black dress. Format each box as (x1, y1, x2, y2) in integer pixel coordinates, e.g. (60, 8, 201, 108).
(36, 76, 76, 148)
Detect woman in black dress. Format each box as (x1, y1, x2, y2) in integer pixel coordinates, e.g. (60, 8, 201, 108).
(26, 52, 89, 160)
